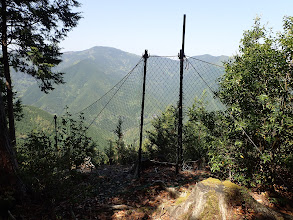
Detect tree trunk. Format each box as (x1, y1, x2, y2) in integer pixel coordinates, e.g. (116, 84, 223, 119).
(0, 89, 19, 191)
(0, 90, 18, 168)
(1, 0, 16, 145)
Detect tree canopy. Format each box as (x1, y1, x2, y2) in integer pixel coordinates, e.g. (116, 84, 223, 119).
(0, 0, 81, 143)
(216, 16, 293, 186)
(1, 0, 81, 91)
(0, 0, 82, 200)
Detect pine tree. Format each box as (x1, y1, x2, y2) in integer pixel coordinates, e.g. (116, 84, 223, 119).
(0, 0, 81, 145)
(0, 0, 81, 197)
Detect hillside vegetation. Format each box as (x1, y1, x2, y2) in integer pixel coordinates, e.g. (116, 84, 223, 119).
(3, 15, 293, 220)
(12, 46, 227, 148)
(16, 46, 141, 114)
(16, 105, 54, 140)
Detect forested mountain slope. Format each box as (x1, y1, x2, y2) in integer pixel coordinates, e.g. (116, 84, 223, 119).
(12, 46, 228, 146)
(15, 105, 54, 141)
(16, 46, 140, 114)
(12, 46, 228, 115)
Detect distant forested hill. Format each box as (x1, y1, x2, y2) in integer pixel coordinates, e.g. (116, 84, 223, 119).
(15, 105, 108, 148)
(16, 46, 140, 114)
(191, 54, 228, 66)
(15, 105, 54, 141)
(12, 47, 228, 115)
(12, 46, 228, 147)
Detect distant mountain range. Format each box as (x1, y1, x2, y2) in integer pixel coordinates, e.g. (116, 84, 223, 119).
(13, 47, 140, 114)
(13, 46, 228, 113)
(12, 46, 228, 147)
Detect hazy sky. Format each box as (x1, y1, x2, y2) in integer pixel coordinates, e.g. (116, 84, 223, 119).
(60, 0, 292, 57)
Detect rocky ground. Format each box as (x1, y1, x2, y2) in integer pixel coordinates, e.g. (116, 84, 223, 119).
(11, 164, 293, 219)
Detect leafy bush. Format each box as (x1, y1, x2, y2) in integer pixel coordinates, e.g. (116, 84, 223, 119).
(16, 112, 98, 199)
(216, 17, 293, 187)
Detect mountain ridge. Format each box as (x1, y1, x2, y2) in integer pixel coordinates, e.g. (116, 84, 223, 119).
(14, 46, 228, 115)
(11, 46, 228, 147)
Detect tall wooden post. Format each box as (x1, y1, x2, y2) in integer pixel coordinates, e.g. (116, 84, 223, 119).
(176, 14, 186, 174)
(54, 115, 58, 150)
(137, 50, 149, 178)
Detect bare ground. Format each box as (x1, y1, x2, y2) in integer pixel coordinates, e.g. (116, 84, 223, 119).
(10, 164, 293, 219)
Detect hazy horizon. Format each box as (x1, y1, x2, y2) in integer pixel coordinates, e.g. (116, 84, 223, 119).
(62, 45, 230, 57)
(60, 0, 292, 57)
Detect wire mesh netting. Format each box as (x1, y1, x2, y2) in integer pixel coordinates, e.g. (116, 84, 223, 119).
(70, 58, 145, 146)
(33, 51, 291, 188)
(69, 55, 227, 148)
(184, 57, 226, 111)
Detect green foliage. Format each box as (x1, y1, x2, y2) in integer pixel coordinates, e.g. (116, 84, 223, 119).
(57, 111, 98, 169)
(0, 77, 23, 121)
(1, 0, 82, 92)
(17, 131, 56, 191)
(144, 98, 217, 163)
(145, 105, 178, 162)
(16, 111, 98, 198)
(105, 118, 137, 165)
(184, 97, 215, 162)
(214, 16, 293, 187)
(105, 140, 115, 165)
(15, 105, 108, 156)
(15, 105, 54, 142)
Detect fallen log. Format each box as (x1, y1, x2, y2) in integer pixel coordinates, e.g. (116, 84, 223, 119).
(149, 160, 176, 167)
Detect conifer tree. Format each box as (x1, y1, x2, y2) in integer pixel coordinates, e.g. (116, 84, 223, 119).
(0, 0, 81, 145)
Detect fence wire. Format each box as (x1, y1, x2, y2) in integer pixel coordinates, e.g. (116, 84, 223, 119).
(184, 57, 226, 110)
(70, 55, 227, 149)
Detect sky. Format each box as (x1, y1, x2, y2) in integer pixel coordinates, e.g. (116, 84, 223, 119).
(60, 0, 293, 57)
